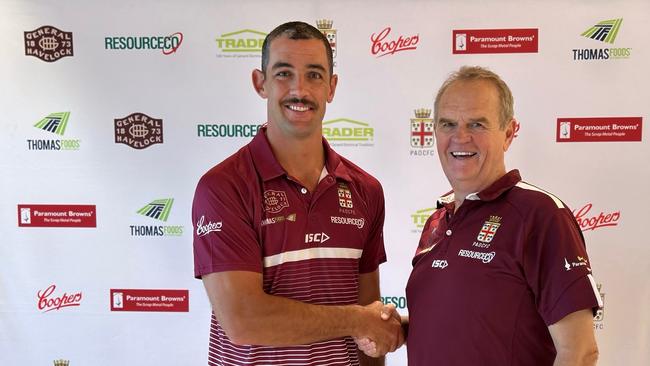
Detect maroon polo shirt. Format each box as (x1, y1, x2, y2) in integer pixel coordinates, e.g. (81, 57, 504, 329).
(192, 126, 386, 366)
(406, 170, 601, 366)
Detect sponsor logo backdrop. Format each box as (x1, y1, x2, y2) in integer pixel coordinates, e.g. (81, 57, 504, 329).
(1, 1, 648, 365)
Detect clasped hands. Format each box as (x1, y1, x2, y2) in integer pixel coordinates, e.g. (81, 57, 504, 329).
(354, 301, 405, 358)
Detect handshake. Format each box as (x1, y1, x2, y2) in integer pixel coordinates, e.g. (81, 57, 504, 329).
(353, 301, 406, 358)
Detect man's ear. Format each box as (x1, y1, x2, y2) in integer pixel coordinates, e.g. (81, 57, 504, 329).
(503, 118, 517, 151)
(327, 74, 338, 103)
(252, 69, 267, 98)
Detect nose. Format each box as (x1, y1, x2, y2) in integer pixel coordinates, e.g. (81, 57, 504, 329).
(451, 125, 472, 143)
(289, 74, 308, 99)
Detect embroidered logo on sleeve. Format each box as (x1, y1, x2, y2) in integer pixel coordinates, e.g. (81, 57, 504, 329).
(263, 190, 289, 213)
(195, 215, 222, 237)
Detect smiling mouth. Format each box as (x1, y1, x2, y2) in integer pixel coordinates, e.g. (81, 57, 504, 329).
(286, 104, 310, 112)
(450, 151, 477, 159)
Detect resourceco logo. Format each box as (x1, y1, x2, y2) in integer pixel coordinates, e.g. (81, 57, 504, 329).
(573, 18, 631, 60)
(411, 207, 435, 232)
(216, 29, 266, 57)
(410, 108, 435, 156)
(18, 204, 97, 228)
(27, 112, 81, 151)
(110, 289, 189, 312)
(322, 118, 374, 147)
(556, 117, 642, 142)
(131, 198, 183, 237)
(381, 295, 407, 309)
(197, 123, 261, 138)
(114, 112, 163, 149)
(24, 25, 73, 62)
(453, 28, 538, 54)
(572, 203, 620, 231)
(105, 32, 183, 55)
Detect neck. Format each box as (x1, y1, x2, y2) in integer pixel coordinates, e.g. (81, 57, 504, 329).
(266, 127, 325, 192)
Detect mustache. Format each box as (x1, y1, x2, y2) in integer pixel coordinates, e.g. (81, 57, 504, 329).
(283, 98, 317, 109)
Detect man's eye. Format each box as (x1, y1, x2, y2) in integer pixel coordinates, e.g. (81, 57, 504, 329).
(276, 71, 290, 77)
(308, 72, 323, 79)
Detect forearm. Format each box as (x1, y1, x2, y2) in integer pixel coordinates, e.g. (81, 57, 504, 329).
(553, 349, 598, 366)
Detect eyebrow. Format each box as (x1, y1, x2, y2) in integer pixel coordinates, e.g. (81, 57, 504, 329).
(437, 117, 489, 124)
(270, 62, 327, 73)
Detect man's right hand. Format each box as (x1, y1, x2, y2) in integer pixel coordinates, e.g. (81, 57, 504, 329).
(354, 301, 404, 357)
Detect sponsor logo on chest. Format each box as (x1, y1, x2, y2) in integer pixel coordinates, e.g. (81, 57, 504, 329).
(264, 190, 289, 213)
(472, 215, 501, 248)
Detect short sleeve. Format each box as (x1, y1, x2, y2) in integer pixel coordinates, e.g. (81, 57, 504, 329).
(358, 181, 387, 273)
(523, 205, 601, 325)
(192, 172, 261, 278)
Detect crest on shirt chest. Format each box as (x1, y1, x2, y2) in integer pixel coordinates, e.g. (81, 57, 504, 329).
(263, 190, 289, 213)
(476, 215, 501, 243)
(337, 183, 353, 209)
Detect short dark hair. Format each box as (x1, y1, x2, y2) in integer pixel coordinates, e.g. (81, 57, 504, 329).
(261, 21, 334, 77)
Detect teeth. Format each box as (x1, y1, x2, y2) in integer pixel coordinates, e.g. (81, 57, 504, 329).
(451, 151, 476, 157)
(288, 105, 309, 112)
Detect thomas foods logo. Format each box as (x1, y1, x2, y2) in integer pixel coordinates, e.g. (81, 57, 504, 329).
(131, 198, 183, 237)
(114, 113, 163, 149)
(453, 28, 538, 54)
(316, 19, 337, 64)
(371, 26, 419, 57)
(322, 118, 374, 147)
(37, 284, 82, 313)
(572, 203, 620, 231)
(105, 32, 183, 55)
(411, 207, 435, 233)
(27, 112, 81, 151)
(18, 204, 96, 228)
(24, 25, 73, 62)
(111, 289, 189, 312)
(197, 123, 261, 138)
(556, 117, 642, 142)
(216, 29, 266, 57)
(573, 18, 631, 60)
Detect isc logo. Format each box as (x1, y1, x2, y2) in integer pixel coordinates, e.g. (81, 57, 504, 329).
(431, 259, 448, 269)
(305, 232, 330, 244)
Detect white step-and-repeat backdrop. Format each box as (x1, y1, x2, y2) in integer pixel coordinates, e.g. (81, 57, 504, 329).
(1, 0, 648, 365)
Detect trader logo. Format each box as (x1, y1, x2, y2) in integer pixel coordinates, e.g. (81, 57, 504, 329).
(18, 204, 96, 228)
(371, 26, 419, 57)
(264, 190, 289, 213)
(27, 112, 81, 151)
(110, 289, 189, 312)
(323, 118, 374, 147)
(316, 19, 337, 60)
(131, 198, 183, 237)
(114, 113, 163, 149)
(37, 284, 82, 313)
(197, 123, 261, 138)
(573, 19, 631, 60)
(452, 28, 538, 54)
(411, 207, 436, 232)
(105, 32, 183, 55)
(573, 203, 620, 231)
(556, 117, 642, 142)
(216, 29, 266, 57)
(24, 25, 73, 62)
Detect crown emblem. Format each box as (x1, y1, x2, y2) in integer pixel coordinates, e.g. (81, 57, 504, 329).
(414, 108, 431, 118)
(488, 215, 502, 223)
(316, 19, 334, 30)
(53, 360, 70, 366)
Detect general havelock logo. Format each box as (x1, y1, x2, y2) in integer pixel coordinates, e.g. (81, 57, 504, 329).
(477, 215, 501, 243)
(264, 190, 289, 213)
(24, 25, 73, 62)
(114, 113, 163, 149)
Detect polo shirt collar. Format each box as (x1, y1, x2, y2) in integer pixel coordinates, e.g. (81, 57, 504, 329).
(249, 125, 352, 182)
(436, 169, 522, 209)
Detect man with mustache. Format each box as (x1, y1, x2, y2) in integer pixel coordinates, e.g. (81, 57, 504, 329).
(192, 21, 402, 366)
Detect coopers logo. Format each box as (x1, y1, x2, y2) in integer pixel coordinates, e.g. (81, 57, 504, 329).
(573, 18, 631, 60)
(322, 118, 374, 147)
(453, 28, 538, 54)
(37, 284, 82, 313)
(110, 289, 189, 312)
(573, 203, 620, 231)
(130, 198, 184, 237)
(27, 112, 81, 151)
(114, 113, 164, 149)
(105, 32, 183, 55)
(18, 204, 96, 228)
(216, 29, 266, 57)
(371, 26, 419, 57)
(24, 25, 73, 62)
(556, 117, 642, 142)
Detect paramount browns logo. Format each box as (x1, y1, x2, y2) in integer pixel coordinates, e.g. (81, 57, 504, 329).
(37, 284, 82, 313)
(24, 25, 73, 62)
(18, 204, 96, 228)
(110, 289, 189, 312)
(453, 28, 538, 54)
(114, 113, 163, 149)
(371, 26, 419, 57)
(557, 117, 642, 142)
(573, 203, 620, 231)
